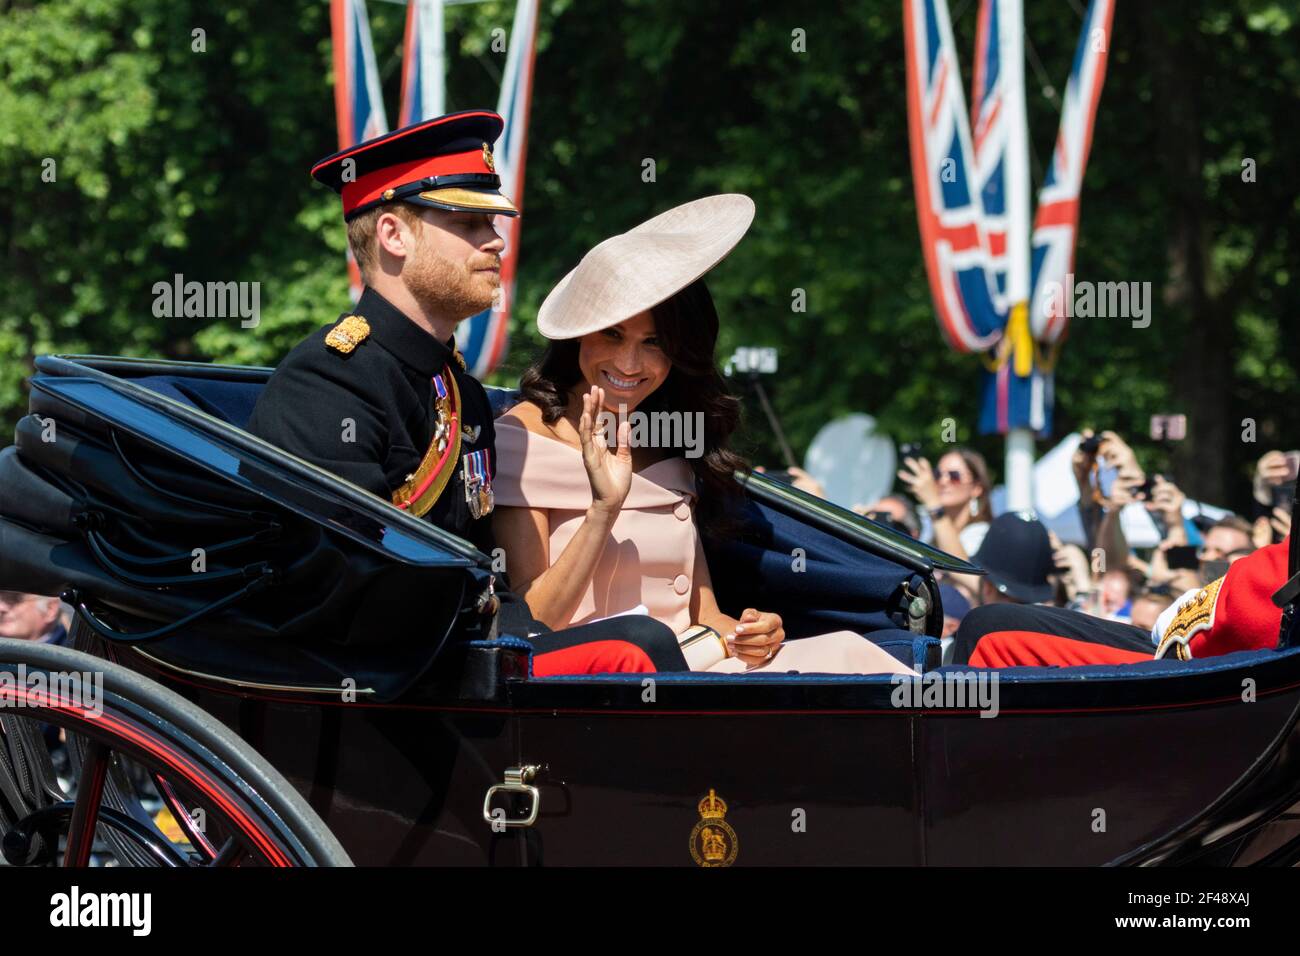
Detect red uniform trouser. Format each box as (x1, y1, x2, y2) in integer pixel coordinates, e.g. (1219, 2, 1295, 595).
(495, 591, 688, 676)
(952, 603, 1154, 668)
(527, 615, 688, 676)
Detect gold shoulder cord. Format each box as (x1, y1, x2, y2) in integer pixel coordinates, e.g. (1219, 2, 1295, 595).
(391, 371, 463, 518)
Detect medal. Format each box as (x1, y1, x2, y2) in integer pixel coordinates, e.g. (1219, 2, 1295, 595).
(432, 373, 452, 453)
(462, 449, 494, 519)
(463, 450, 481, 519)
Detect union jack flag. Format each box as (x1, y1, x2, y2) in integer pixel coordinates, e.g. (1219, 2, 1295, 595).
(904, 0, 1113, 435)
(904, 0, 1005, 355)
(397, 0, 445, 129)
(457, 0, 540, 378)
(331, 0, 389, 301)
(1029, 0, 1115, 344)
(969, 0, 1009, 314)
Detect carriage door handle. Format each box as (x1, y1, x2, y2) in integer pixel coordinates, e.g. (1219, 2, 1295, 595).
(483, 765, 541, 828)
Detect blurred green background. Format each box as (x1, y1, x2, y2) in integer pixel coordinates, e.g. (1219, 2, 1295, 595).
(2, 0, 1297, 510)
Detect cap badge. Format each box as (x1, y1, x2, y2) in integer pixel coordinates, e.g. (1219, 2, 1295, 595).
(325, 314, 371, 354)
(481, 142, 495, 172)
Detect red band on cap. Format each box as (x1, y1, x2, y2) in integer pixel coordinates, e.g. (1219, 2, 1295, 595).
(341, 148, 493, 215)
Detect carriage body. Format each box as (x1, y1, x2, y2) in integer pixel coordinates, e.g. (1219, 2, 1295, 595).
(2, 354, 1300, 866)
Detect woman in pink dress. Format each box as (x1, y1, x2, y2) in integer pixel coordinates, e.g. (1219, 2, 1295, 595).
(490, 195, 914, 676)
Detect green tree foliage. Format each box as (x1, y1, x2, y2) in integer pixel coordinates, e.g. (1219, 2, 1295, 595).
(2, 0, 1297, 510)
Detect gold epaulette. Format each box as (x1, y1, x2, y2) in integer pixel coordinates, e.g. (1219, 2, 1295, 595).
(325, 314, 371, 354)
(1155, 576, 1224, 661)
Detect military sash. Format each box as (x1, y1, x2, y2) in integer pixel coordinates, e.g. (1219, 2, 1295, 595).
(392, 368, 462, 517)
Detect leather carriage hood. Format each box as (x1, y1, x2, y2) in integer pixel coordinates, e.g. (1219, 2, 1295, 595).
(0, 445, 75, 535)
(0, 360, 500, 702)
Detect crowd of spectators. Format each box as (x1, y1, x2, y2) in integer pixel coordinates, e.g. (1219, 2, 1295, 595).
(859, 433, 1294, 638)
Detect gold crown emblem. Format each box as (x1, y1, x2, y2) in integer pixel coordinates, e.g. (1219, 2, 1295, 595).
(700, 826, 727, 863)
(482, 142, 495, 173)
(689, 789, 737, 867)
(698, 789, 727, 820)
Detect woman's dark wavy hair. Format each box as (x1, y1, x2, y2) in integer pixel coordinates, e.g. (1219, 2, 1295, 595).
(518, 279, 749, 538)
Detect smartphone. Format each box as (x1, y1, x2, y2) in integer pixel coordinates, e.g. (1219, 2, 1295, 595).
(1165, 545, 1199, 571)
(1095, 462, 1119, 499)
(898, 442, 923, 463)
(866, 511, 912, 537)
(1150, 414, 1187, 442)
(1283, 450, 1300, 483)
(1133, 474, 1160, 501)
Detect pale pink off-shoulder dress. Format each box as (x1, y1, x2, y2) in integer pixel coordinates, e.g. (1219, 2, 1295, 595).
(493, 419, 916, 676)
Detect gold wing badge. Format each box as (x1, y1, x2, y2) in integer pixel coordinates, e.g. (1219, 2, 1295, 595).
(689, 789, 738, 867)
(325, 314, 371, 354)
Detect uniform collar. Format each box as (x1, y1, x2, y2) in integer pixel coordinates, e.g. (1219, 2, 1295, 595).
(355, 286, 459, 377)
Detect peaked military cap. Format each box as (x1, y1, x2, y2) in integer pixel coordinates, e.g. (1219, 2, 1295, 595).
(311, 110, 519, 221)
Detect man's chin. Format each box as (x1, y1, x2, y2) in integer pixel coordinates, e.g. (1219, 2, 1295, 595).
(462, 293, 496, 319)
(468, 277, 500, 314)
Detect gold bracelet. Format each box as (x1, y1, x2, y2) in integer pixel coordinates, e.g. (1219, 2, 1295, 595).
(679, 625, 729, 659)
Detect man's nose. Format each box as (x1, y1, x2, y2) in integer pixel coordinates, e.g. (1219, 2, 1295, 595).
(481, 224, 505, 252)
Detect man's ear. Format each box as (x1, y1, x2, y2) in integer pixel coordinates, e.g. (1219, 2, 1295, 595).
(374, 211, 418, 261)
(39, 598, 61, 630)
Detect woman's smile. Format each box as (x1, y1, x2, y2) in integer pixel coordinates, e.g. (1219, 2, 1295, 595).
(600, 369, 646, 392)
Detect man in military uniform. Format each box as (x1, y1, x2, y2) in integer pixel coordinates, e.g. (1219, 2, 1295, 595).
(248, 110, 685, 675)
(952, 536, 1292, 666)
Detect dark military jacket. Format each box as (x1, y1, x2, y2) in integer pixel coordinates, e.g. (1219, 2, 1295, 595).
(246, 286, 498, 556)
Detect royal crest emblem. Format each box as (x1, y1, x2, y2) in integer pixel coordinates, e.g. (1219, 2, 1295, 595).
(689, 789, 738, 867)
(481, 142, 495, 173)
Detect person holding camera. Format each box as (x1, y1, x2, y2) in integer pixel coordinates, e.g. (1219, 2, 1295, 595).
(1072, 429, 1147, 567)
(1136, 475, 1201, 593)
(896, 447, 993, 561)
(1251, 449, 1296, 548)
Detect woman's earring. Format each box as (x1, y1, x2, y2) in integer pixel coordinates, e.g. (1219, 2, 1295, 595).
(970, 497, 980, 517)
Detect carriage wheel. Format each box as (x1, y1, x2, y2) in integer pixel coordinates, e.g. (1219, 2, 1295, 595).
(0, 638, 350, 867)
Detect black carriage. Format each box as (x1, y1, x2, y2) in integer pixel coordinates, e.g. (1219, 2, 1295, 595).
(2, 353, 1299, 866)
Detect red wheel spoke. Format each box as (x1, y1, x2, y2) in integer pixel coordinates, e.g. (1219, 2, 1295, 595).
(63, 741, 110, 867)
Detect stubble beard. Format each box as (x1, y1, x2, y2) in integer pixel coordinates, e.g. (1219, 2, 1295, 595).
(402, 231, 499, 322)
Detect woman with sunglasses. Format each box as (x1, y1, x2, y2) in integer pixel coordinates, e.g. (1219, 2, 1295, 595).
(897, 448, 993, 562)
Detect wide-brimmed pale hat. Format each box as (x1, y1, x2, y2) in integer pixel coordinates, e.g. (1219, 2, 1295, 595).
(537, 194, 755, 340)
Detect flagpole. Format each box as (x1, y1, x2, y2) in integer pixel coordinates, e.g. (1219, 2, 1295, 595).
(1001, 0, 1035, 512)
